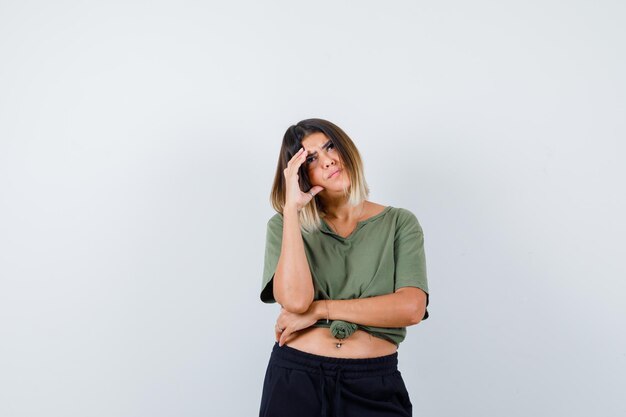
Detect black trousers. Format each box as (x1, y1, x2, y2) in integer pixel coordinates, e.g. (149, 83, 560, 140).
(259, 342, 412, 417)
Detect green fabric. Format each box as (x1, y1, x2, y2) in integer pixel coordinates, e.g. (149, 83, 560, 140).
(330, 320, 358, 340)
(260, 206, 429, 347)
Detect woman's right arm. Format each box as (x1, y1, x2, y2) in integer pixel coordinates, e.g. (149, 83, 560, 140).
(273, 147, 323, 314)
(273, 205, 314, 313)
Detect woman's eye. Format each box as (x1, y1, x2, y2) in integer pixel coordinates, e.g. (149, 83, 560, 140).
(328, 143, 335, 150)
(306, 156, 316, 164)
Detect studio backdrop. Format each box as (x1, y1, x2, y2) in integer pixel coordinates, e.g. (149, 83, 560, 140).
(0, 1, 624, 416)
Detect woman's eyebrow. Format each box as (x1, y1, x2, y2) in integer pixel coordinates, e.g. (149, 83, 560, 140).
(306, 140, 333, 156)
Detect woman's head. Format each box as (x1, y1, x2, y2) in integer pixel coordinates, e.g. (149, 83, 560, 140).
(270, 118, 369, 232)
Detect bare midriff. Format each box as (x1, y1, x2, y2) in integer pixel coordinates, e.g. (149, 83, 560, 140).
(284, 327, 397, 358)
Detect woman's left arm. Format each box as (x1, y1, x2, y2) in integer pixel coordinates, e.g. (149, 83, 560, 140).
(276, 287, 427, 345)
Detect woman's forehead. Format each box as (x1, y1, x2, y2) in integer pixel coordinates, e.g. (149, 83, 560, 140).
(301, 132, 330, 151)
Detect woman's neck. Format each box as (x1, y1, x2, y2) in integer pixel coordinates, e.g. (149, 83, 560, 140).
(323, 200, 367, 222)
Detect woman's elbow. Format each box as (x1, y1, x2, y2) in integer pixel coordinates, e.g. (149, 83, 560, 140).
(285, 299, 313, 314)
(407, 303, 426, 326)
(275, 293, 314, 314)
(398, 288, 427, 326)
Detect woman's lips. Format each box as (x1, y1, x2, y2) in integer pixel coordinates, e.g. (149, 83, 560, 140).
(328, 169, 341, 179)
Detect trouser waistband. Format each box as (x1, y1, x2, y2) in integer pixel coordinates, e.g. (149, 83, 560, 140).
(270, 342, 398, 377)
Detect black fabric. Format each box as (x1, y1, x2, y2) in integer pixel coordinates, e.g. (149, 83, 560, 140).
(259, 343, 413, 417)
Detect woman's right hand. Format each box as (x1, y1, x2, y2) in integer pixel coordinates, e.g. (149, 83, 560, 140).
(284, 147, 324, 212)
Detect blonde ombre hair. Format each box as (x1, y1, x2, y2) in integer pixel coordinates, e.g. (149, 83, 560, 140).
(269, 118, 370, 233)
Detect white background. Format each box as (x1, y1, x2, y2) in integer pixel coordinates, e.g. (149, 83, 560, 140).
(1, 1, 625, 416)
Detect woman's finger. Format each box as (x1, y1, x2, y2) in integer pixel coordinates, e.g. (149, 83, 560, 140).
(289, 149, 308, 173)
(307, 185, 324, 198)
(286, 147, 305, 167)
(274, 321, 284, 342)
(279, 327, 292, 347)
(296, 149, 308, 169)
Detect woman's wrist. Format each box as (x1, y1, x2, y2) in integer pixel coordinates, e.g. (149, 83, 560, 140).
(283, 205, 301, 217)
(312, 300, 327, 321)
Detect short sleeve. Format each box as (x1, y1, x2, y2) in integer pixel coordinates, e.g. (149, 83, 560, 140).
(260, 214, 283, 303)
(394, 209, 430, 320)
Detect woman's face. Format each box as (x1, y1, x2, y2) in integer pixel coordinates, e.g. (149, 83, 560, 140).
(301, 132, 350, 193)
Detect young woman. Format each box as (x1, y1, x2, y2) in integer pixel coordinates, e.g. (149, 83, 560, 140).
(259, 118, 430, 417)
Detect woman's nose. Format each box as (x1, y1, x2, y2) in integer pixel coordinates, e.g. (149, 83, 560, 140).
(321, 152, 336, 167)
(323, 158, 335, 168)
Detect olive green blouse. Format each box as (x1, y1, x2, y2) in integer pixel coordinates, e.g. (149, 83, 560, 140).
(260, 206, 429, 347)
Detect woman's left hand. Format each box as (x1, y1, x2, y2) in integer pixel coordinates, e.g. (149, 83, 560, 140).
(275, 302, 321, 347)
